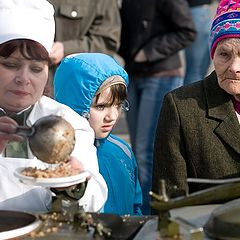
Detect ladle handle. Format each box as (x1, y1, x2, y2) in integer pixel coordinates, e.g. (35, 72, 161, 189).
(15, 126, 35, 137)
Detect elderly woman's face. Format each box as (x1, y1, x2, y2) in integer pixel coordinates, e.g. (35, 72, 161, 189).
(213, 38, 240, 99)
(0, 49, 48, 112)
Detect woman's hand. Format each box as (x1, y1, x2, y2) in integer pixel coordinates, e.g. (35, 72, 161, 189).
(67, 156, 91, 181)
(67, 156, 85, 171)
(50, 41, 64, 65)
(53, 156, 90, 199)
(0, 116, 23, 152)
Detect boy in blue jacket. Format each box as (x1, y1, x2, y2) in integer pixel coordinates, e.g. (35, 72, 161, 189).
(54, 53, 142, 215)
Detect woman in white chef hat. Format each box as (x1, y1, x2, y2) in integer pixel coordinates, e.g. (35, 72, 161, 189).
(0, 0, 107, 213)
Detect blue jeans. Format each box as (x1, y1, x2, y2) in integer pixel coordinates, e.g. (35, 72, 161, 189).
(126, 75, 183, 214)
(184, 5, 212, 85)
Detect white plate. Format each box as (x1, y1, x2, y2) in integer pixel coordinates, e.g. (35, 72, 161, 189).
(14, 167, 90, 188)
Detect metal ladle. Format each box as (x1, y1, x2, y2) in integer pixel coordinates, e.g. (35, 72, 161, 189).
(15, 115, 75, 164)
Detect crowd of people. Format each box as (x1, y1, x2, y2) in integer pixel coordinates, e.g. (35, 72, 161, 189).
(2, 0, 240, 220)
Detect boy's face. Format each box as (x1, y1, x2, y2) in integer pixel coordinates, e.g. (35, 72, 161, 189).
(89, 87, 122, 139)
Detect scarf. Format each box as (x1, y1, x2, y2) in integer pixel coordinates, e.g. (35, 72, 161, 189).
(232, 97, 240, 115)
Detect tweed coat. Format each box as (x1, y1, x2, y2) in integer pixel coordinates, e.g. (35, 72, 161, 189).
(152, 71, 240, 197)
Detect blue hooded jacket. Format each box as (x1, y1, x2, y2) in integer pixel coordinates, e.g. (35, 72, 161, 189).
(54, 53, 142, 215)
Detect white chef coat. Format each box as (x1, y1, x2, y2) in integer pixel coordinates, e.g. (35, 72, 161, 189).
(0, 96, 107, 213)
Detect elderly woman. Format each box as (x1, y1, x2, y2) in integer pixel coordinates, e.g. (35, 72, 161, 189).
(152, 0, 240, 197)
(0, 0, 107, 212)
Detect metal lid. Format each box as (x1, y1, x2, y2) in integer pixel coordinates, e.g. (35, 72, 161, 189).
(204, 198, 240, 239)
(0, 210, 41, 239)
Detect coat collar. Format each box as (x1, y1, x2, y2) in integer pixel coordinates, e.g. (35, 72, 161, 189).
(204, 71, 240, 154)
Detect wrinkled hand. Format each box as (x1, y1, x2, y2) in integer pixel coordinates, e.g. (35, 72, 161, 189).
(50, 41, 64, 65)
(134, 49, 147, 62)
(0, 116, 23, 153)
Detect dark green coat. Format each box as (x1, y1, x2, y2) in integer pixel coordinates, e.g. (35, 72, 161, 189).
(46, 0, 121, 96)
(152, 71, 240, 196)
(49, 0, 121, 56)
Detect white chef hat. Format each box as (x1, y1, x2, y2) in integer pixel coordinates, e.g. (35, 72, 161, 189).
(0, 0, 55, 54)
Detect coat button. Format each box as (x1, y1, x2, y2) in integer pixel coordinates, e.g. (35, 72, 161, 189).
(71, 10, 78, 18)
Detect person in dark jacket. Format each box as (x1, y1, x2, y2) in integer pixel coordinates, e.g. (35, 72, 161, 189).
(118, 0, 196, 214)
(152, 0, 240, 198)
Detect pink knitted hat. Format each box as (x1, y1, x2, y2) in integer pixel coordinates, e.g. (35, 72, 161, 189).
(210, 0, 240, 58)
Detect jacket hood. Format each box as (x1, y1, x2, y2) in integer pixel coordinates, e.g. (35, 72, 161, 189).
(54, 53, 129, 116)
